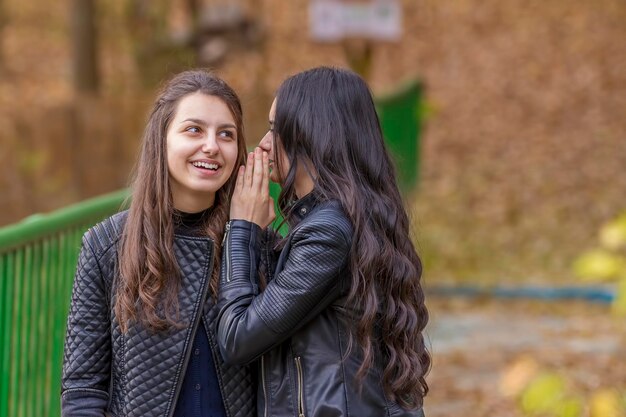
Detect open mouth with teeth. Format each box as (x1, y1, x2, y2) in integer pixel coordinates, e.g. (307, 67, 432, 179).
(192, 161, 220, 171)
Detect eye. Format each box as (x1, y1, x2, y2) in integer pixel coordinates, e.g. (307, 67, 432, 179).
(185, 126, 201, 134)
(218, 130, 236, 140)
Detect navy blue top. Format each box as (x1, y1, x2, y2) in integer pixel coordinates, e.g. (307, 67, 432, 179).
(172, 208, 227, 417)
(173, 322, 226, 417)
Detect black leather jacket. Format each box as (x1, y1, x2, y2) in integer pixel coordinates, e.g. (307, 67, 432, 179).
(61, 212, 255, 417)
(217, 195, 425, 417)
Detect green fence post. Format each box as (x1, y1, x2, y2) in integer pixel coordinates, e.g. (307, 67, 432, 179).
(375, 79, 425, 193)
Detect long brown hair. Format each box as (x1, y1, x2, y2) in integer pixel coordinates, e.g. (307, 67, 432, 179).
(273, 67, 430, 409)
(116, 70, 246, 333)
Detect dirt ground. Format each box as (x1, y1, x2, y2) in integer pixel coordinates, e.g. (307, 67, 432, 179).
(425, 296, 625, 417)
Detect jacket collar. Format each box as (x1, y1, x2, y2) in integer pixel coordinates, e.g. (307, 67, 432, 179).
(288, 190, 323, 225)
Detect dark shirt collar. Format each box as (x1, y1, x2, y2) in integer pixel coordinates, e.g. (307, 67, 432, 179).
(173, 207, 213, 236)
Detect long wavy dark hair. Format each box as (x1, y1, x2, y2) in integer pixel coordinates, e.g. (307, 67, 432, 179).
(273, 67, 430, 409)
(116, 70, 246, 333)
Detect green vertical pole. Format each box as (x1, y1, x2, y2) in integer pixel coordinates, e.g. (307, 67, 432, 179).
(16, 247, 33, 417)
(0, 253, 12, 417)
(36, 241, 48, 417)
(49, 233, 68, 417)
(0, 255, 5, 417)
(375, 79, 424, 193)
(9, 251, 23, 417)
(44, 238, 59, 417)
(27, 243, 42, 417)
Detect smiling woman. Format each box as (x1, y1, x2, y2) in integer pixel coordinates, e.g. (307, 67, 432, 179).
(60, 70, 254, 417)
(167, 92, 240, 213)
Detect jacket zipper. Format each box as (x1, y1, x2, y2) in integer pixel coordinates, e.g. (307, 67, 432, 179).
(295, 356, 305, 417)
(222, 221, 232, 282)
(261, 355, 268, 417)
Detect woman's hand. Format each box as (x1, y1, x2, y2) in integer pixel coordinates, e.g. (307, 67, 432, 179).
(230, 147, 276, 228)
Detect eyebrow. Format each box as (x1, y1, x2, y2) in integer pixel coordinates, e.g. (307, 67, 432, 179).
(181, 118, 237, 130)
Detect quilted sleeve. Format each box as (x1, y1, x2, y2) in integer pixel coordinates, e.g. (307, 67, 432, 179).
(216, 209, 352, 365)
(61, 230, 111, 415)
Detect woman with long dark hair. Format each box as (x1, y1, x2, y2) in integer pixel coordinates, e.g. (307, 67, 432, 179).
(217, 66, 430, 417)
(61, 69, 255, 417)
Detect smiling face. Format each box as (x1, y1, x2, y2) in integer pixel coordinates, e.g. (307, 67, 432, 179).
(166, 92, 239, 212)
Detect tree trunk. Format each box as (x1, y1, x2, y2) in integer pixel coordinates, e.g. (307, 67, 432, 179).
(71, 0, 99, 94)
(0, 0, 5, 72)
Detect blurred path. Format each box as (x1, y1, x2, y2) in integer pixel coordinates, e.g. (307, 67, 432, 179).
(425, 297, 625, 417)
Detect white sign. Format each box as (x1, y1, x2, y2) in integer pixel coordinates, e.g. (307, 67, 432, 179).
(309, 0, 402, 42)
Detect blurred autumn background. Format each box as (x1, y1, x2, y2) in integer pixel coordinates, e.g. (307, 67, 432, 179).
(1, 0, 625, 416)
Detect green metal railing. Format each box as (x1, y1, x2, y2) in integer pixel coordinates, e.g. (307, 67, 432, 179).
(0, 189, 129, 417)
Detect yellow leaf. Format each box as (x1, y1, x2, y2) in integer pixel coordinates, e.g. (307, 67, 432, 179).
(556, 397, 583, 417)
(600, 214, 626, 250)
(590, 389, 623, 417)
(573, 250, 625, 282)
(520, 372, 566, 415)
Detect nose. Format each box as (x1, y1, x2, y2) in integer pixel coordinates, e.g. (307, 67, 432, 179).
(202, 131, 219, 155)
(259, 131, 272, 153)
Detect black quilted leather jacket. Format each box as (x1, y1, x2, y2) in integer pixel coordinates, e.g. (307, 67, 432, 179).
(216, 195, 425, 417)
(61, 212, 255, 417)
